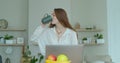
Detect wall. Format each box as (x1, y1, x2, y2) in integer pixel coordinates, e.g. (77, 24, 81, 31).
(107, 0, 120, 63)
(0, 0, 28, 29)
(0, 0, 28, 63)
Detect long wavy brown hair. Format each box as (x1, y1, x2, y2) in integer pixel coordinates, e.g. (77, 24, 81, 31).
(49, 8, 75, 31)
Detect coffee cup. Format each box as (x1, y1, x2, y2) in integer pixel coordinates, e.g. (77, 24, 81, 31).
(41, 13, 52, 24)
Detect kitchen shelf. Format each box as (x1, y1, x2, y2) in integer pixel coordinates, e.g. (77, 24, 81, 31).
(0, 28, 26, 31)
(83, 43, 104, 46)
(76, 28, 102, 32)
(0, 44, 24, 46)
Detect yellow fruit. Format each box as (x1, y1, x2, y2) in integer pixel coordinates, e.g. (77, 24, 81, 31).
(46, 60, 56, 63)
(57, 54, 68, 62)
(46, 60, 50, 63)
(46, 60, 71, 63)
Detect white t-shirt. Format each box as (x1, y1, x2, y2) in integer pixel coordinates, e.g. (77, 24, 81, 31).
(30, 25, 78, 55)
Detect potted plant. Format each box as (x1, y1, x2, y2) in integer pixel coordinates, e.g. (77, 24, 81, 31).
(31, 53, 44, 63)
(82, 37, 87, 44)
(21, 45, 44, 63)
(23, 45, 31, 57)
(21, 45, 32, 63)
(4, 34, 14, 44)
(94, 33, 104, 44)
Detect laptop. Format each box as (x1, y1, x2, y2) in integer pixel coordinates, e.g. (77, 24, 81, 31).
(46, 45, 84, 63)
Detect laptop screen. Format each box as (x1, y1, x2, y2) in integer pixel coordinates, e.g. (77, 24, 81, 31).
(46, 45, 84, 63)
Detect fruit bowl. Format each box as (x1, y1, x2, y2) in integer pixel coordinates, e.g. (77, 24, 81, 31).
(46, 54, 71, 63)
(46, 60, 71, 63)
(46, 60, 56, 63)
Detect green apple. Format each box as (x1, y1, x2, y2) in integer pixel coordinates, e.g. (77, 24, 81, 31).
(57, 54, 68, 61)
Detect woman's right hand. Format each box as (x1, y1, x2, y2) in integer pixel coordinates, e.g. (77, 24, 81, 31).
(41, 22, 51, 28)
(41, 23, 46, 28)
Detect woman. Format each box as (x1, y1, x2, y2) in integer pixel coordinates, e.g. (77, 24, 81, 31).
(31, 8, 78, 56)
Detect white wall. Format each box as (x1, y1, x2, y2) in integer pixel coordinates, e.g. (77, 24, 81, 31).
(0, 0, 28, 28)
(0, 0, 28, 63)
(107, 0, 120, 63)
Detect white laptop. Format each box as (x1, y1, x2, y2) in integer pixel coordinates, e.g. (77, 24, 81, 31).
(46, 45, 84, 63)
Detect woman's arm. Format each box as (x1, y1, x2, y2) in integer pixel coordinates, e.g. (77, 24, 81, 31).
(30, 23, 48, 43)
(30, 26, 44, 45)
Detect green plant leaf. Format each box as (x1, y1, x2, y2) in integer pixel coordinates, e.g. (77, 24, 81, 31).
(94, 33, 103, 39)
(4, 34, 14, 40)
(39, 55, 44, 63)
(82, 37, 87, 40)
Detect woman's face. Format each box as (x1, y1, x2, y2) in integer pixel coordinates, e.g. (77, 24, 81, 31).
(51, 12, 59, 25)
